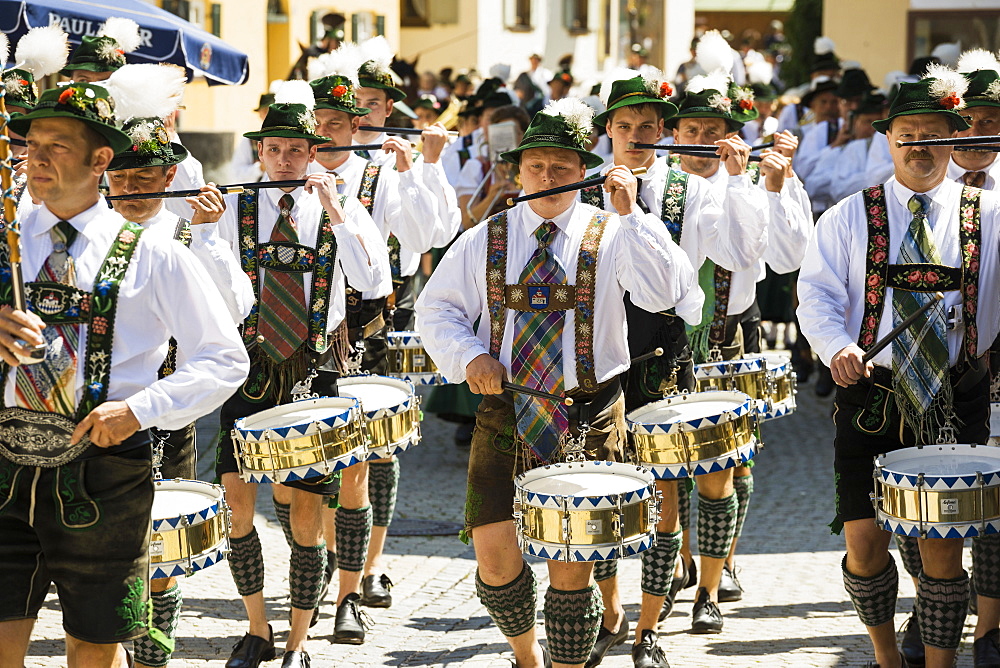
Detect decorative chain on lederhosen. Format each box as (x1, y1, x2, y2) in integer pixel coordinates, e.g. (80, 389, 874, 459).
(485, 209, 610, 394)
(237, 191, 338, 354)
(857, 184, 980, 358)
(0, 222, 144, 420)
(158, 218, 192, 379)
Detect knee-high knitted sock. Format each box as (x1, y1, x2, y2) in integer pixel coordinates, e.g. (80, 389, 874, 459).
(733, 473, 754, 539)
(289, 542, 328, 611)
(916, 570, 969, 650)
(336, 505, 373, 572)
(842, 555, 898, 628)
(369, 459, 400, 527)
(642, 531, 682, 597)
(544, 585, 604, 665)
(475, 561, 537, 638)
(592, 559, 617, 582)
(894, 534, 923, 579)
(272, 497, 294, 548)
(696, 493, 738, 560)
(678, 478, 693, 530)
(132, 585, 182, 667)
(228, 528, 265, 597)
(973, 534, 1000, 599)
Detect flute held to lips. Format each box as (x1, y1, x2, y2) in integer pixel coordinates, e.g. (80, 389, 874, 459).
(627, 141, 775, 151)
(506, 167, 648, 206)
(895, 135, 1000, 147)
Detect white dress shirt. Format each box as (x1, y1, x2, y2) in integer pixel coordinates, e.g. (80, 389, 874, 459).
(829, 136, 878, 203)
(759, 173, 812, 274)
(217, 186, 389, 335)
(947, 153, 1000, 190)
(140, 207, 254, 324)
(164, 140, 206, 219)
(415, 200, 697, 388)
(741, 115, 779, 146)
(864, 134, 895, 190)
(794, 119, 843, 192)
(797, 177, 1000, 368)
(229, 136, 266, 184)
(5, 201, 250, 430)
(442, 129, 484, 187)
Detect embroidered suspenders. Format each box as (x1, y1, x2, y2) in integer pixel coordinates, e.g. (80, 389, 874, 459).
(159, 218, 192, 378)
(579, 185, 603, 208)
(0, 222, 145, 420)
(485, 209, 610, 392)
(857, 184, 981, 359)
(237, 191, 339, 354)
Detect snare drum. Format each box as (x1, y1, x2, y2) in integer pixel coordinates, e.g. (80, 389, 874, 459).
(873, 444, 1000, 539)
(337, 375, 421, 460)
(150, 479, 230, 579)
(626, 391, 759, 479)
(746, 353, 797, 420)
(694, 358, 769, 411)
(386, 331, 446, 385)
(990, 403, 1000, 447)
(514, 461, 658, 562)
(232, 397, 366, 484)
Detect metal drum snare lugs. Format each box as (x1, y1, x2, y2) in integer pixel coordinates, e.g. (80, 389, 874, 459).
(386, 331, 446, 385)
(232, 397, 366, 484)
(336, 375, 421, 460)
(873, 444, 1000, 539)
(150, 479, 230, 578)
(626, 390, 759, 479)
(514, 461, 659, 562)
(746, 352, 797, 420)
(694, 357, 769, 412)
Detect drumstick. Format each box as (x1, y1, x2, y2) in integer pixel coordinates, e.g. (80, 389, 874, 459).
(631, 347, 664, 365)
(627, 141, 774, 151)
(506, 167, 647, 206)
(103, 179, 343, 201)
(861, 292, 945, 363)
(657, 148, 765, 162)
(896, 135, 1000, 147)
(317, 143, 395, 152)
(953, 146, 1000, 153)
(358, 125, 459, 137)
(502, 381, 574, 406)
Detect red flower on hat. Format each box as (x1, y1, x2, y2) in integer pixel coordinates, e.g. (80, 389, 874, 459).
(17, 79, 28, 87)
(561, 73, 571, 82)
(131, 145, 139, 152)
(659, 82, 673, 98)
(739, 99, 754, 111)
(116, 48, 124, 56)
(940, 93, 961, 109)
(331, 85, 348, 98)
(58, 88, 75, 104)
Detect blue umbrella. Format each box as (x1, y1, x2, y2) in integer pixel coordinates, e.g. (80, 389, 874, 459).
(0, 0, 249, 85)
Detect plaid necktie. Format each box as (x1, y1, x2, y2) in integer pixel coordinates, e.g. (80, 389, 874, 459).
(15, 221, 79, 416)
(963, 170, 986, 188)
(511, 220, 568, 462)
(892, 194, 948, 418)
(257, 194, 308, 361)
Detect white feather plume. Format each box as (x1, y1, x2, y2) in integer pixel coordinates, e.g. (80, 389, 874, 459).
(641, 66, 667, 96)
(15, 26, 70, 78)
(105, 64, 186, 122)
(274, 79, 315, 110)
(0, 33, 9, 71)
(814, 36, 836, 56)
(489, 63, 511, 82)
(598, 67, 639, 105)
(543, 96, 594, 141)
(308, 43, 363, 85)
(747, 60, 773, 85)
(686, 69, 732, 95)
(957, 48, 1000, 74)
(359, 35, 393, 70)
(268, 79, 284, 94)
(696, 30, 733, 75)
(932, 42, 961, 68)
(924, 63, 969, 109)
(99, 17, 141, 54)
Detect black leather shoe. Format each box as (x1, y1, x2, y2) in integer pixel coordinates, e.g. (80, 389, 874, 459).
(899, 614, 924, 667)
(281, 650, 310, 668)
(632, 630, 670, 668)
(682, 558, 697, 590)
(975, 628, 1000, 667)
(585, 618, 629, 668)
(361, 573, 393, 608)
(454, 422, 474, 446)
(334, 593, 368, 644)
(815, 364, 835, 397)
(718, 564, 743, 603)
(690, 587, 723, 634)
(864, 653, 910, 668)
(226, 626, 277, 668)
(659, 558, 688, 622)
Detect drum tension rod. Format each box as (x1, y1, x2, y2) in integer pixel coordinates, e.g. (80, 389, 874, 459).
(978, 470, 986, 535)
(917, 472, 926, 539)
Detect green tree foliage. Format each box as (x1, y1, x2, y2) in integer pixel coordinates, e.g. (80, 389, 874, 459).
(783, 0, 823, 88)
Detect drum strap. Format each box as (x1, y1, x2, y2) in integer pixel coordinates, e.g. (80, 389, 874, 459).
(857, 184, 981, 362)
(158, 217, 192, 380)
(0, 221, 143, 422)
(485, 209, 610, 392)
(237, 191, 339, 355)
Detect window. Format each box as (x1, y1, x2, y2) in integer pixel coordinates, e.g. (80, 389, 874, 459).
(162, 0, 191, 20)
(909, 10, 1000, 64)
(565, 0, 589, 34)
(402, 0, 429, 27)
(210, 3, 221, 36)
(505, 0, 532, 31)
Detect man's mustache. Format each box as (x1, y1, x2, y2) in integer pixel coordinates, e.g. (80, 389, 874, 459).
(906, 150, 933, 161)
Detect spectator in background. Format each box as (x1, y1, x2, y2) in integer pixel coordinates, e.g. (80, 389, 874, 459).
(418, 70, 449, 101)
(526, 53, 552, 97)
(413, 95, 444, 129)
(548, 70, 573, 101)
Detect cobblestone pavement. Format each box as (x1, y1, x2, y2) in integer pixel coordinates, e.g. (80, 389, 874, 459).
(23, 369, 987, 666)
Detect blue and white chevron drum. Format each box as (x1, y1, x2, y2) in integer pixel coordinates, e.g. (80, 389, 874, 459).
(386, 331, 447, 385)
(694, 357, 770, 415)
(150, 479, 230, 578)
(232, 397, 367, 484)
(874, 444, 1000, 539)
(626, 391, 759, 479)
(744, 352, 797, 421)
(337, 375, 422, 459)
(514, 461, 659, 562)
